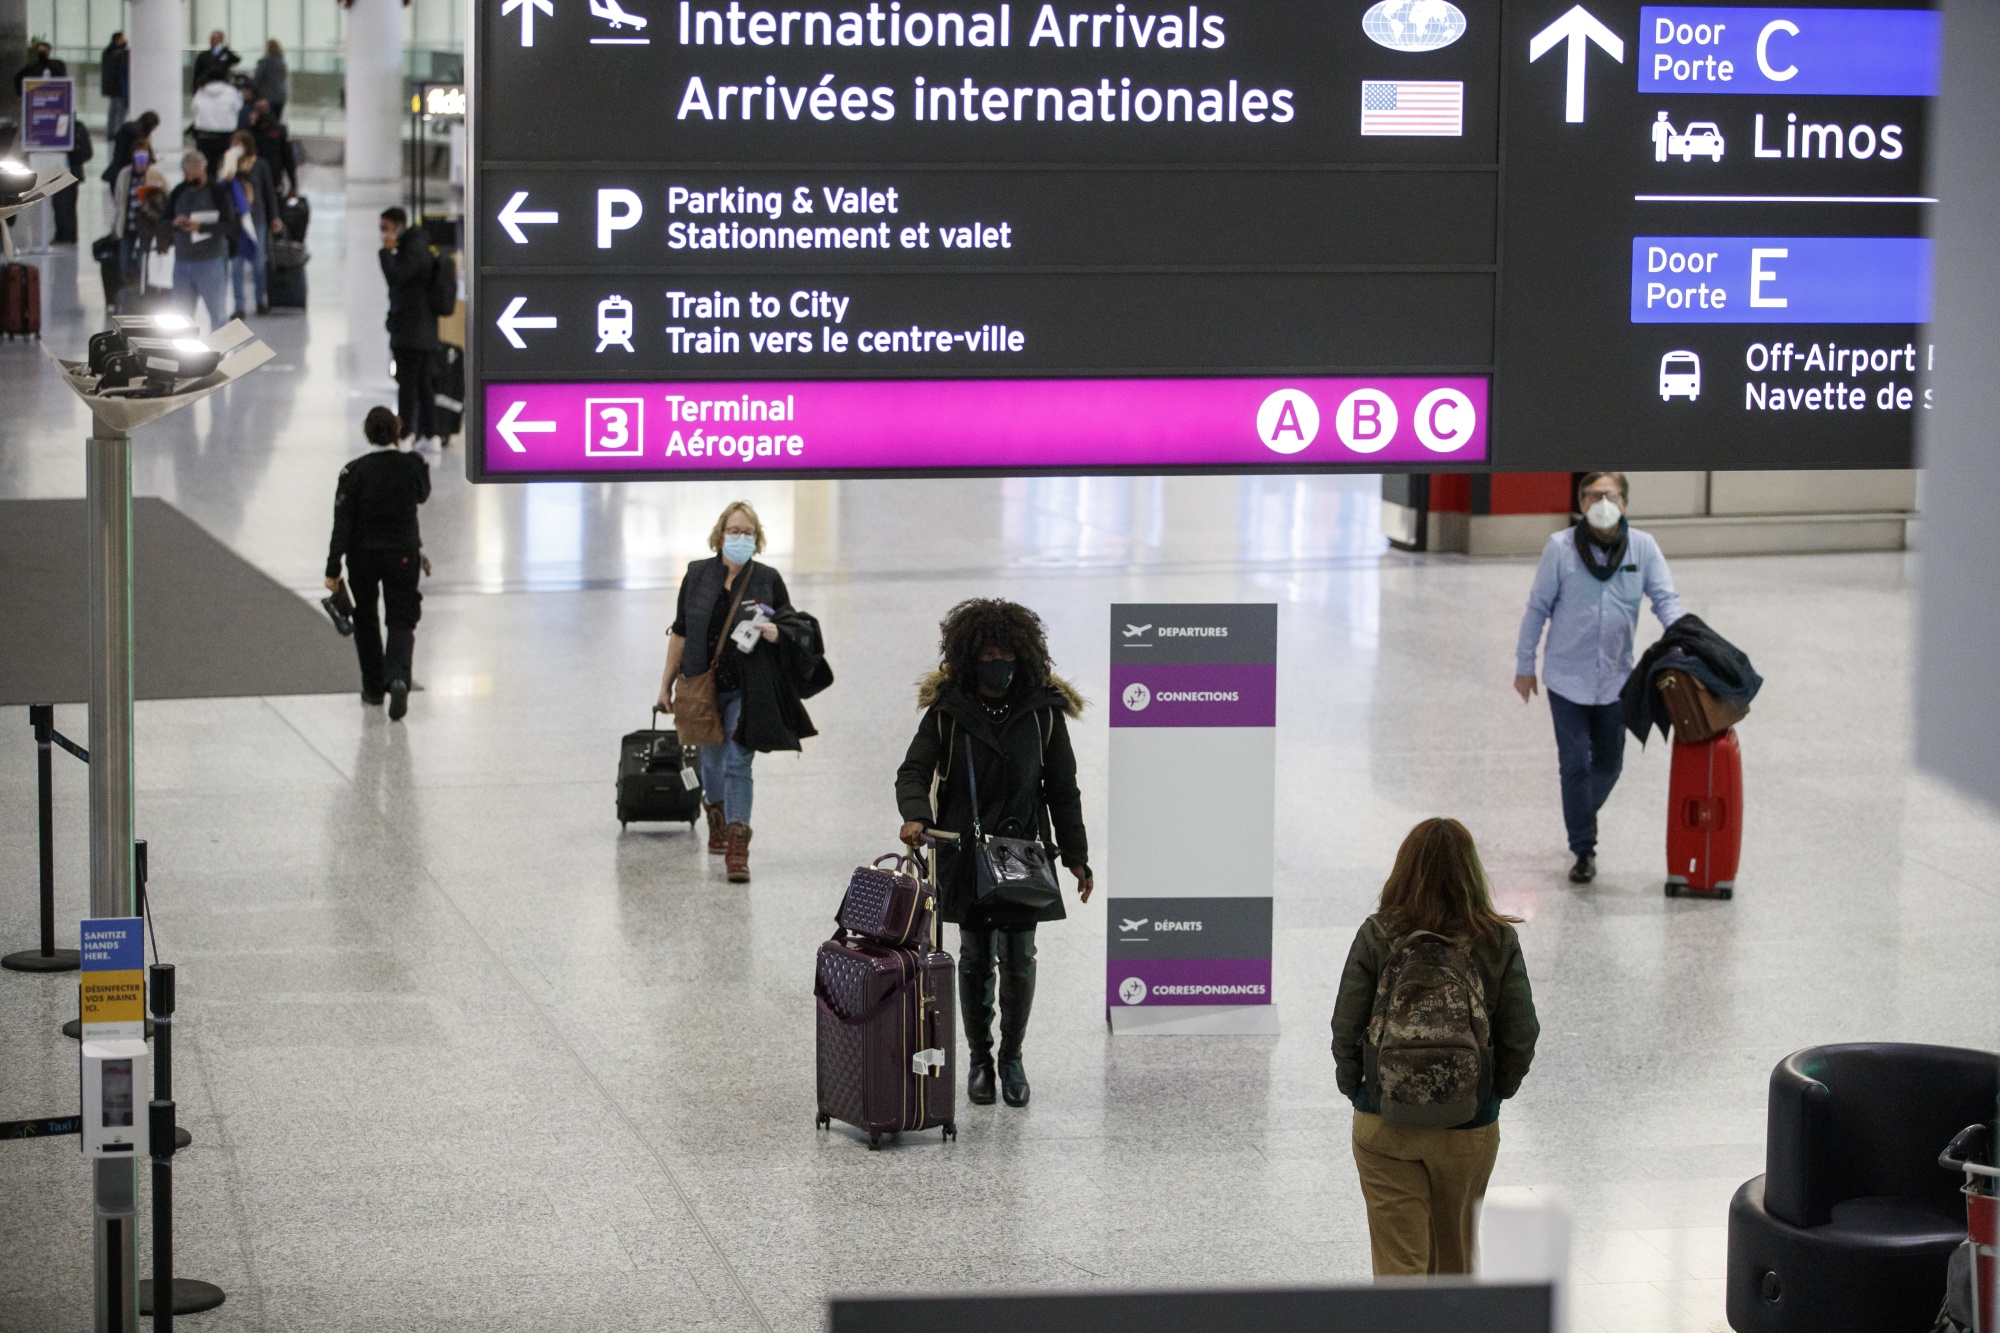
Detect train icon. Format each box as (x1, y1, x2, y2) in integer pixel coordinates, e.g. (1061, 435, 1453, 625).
(596, 295, 635, 353)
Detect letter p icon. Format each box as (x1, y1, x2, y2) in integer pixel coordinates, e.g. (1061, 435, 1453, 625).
(598, 189, 644, 249)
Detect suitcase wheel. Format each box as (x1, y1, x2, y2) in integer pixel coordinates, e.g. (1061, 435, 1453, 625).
(868, 1132, 882, 1150)
(943, 1123, 956, 1142)
(620, 821, 627, 831)
(1664, 883, 1678, 898)
(1717, 886, 1734, 900)
(816, 1113, 829, 1130)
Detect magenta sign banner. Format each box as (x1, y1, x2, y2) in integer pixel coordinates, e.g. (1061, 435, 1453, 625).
(480, 375, 1488, 478)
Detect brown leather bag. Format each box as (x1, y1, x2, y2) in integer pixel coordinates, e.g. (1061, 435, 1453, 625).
(671, 560, 749, 747)
(1656, 670, 1747, 744)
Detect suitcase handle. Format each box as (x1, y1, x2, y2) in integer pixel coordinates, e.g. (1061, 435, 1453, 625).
(1682, 797, 1729, 831)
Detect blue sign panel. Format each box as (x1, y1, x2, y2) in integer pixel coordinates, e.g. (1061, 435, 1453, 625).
(1631, 236, 1932, 323)
(1639, 6, 1942, 96)
(20, 77, 74, 153)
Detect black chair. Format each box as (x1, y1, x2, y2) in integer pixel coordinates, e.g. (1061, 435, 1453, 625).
(1728, 1042, 1998, 1332)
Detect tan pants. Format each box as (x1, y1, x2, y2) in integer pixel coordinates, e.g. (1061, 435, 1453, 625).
(1350, 1111, 1501, 1277)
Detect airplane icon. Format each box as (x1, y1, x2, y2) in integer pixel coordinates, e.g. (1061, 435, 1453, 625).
(590, 0, 648, 28)
(1123, 624, 1151, 638)
(1118, 918, 1149, 934)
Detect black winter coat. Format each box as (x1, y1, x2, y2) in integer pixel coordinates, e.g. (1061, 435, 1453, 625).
(381, 228, 438, 350)
(1620, 612, 1762, 744)
(895, 671, 1089, 928)
(733, 608, 833, 753)
(326, 449, 430, 577)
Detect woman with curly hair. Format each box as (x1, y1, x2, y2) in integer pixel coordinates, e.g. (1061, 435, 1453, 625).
(895, 598, 1093, 1109)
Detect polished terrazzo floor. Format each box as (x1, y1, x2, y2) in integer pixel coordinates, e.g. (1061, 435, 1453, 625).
(3, 174, 1997, 1333)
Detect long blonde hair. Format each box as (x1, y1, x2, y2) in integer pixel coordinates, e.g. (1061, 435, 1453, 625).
(1377, 818, 1519, 946)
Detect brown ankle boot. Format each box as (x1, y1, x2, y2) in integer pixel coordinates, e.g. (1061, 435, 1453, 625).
(704, 801, 727, 854)
(724, 823, 752, 883)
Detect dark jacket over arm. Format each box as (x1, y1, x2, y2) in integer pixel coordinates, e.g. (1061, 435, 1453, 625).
(1330, 915, 1540, 1127)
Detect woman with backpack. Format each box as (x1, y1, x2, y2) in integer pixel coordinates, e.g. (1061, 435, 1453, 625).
(895, 598, 1093, 1109)
(1331, 817, 1540, 1277)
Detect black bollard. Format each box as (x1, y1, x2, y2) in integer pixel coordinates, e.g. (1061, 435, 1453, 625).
(135, 965, 224, 1320)
(149, 1099, 174, 1333)
(149, 965, 192, 1152)
(4, 706, 82, 972)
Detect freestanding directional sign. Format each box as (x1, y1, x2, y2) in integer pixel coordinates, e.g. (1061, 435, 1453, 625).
(466, 0, 1937, 479)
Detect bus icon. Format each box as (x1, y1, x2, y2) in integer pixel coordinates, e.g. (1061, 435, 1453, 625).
(1659, 350, 1701, 401)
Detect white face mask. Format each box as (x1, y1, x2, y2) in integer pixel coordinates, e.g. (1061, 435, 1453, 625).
(1585, 496, 1623, 530)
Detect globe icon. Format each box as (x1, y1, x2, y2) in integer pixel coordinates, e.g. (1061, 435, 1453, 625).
(1362, 0, 1467, 51)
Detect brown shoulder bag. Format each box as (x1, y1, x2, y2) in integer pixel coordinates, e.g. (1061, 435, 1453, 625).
(672, 560, 749, 747)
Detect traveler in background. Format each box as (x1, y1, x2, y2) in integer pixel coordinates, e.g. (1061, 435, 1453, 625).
(101, 33, 130, 139)
(103, 109, 158, 189)
(12, 40, 64, 95)
(190, 71, 243, 177)
(50, 117, 89, 244)
(191, 30, 239, 89)
(110, 139, 168, 293)
(1514, 471, 1683, 884)
(1332, 817, 1539, 1277)
(325, 407, 430, 721)
(378, 207, 440, 445)
(168, 151, 237, 329)
(896, 598, 1092, 1110)
(253, 41, 288, 122)
(657, 502, 795, 883)
(221, 130, 278, 318)
(248, 101, 295, 197)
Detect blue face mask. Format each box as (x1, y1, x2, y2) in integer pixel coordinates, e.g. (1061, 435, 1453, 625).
(721, 533, 756, 564)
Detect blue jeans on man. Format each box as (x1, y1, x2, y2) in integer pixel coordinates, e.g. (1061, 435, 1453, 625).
(1549, 691, 1625, 856)
(699, 690, 755, 825)
(172, 255, 231, 329)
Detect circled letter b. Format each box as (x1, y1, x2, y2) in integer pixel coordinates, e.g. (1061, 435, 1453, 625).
(1335, 389, 1398, 454)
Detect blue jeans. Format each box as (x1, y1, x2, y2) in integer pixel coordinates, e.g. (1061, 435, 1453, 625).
(699, 689, 754, 825)
(230, 248, 266, 313)
(171, 255, 230, 329)
(1549, 691, 1625, 856)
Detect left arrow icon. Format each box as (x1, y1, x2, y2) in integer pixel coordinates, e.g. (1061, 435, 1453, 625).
(496, 296, 558, 349)
(501, 0, 555, 47)
(498, 191, 559, 244)
(496, 400, 557, 453)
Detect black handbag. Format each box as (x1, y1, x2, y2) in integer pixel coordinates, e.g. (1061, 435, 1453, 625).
(961, 731, 1062, 913)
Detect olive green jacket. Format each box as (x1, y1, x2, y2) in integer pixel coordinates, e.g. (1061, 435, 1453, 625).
(1330, 914, 1540, 1129)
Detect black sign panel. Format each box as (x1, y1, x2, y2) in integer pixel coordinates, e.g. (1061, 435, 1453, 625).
(466, 0, 1935, 479)
(1494, 0, 1936, 470)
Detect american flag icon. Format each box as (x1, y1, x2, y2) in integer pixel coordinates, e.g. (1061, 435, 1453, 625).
(1360, 80, 1464, 137)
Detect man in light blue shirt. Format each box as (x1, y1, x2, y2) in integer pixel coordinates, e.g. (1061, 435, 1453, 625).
(1515, 472, 1684, 883)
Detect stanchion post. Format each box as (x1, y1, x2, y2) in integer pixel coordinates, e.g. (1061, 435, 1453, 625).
(148, 1100, 174, 1333)
(3, 705, 82, 973)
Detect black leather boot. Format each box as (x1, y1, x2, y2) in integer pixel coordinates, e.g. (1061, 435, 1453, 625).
(959, 928, 997, 1101)
(996, 927, 1037, 1108)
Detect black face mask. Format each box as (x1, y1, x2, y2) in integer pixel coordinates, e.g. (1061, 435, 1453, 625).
(974, 658, 1016, 695)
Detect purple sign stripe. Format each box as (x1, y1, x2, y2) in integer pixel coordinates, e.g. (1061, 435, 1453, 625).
(482, 375, 1488, 474)
(1111, 664, 1275, 728)
(1108, 957, 1273, 1007)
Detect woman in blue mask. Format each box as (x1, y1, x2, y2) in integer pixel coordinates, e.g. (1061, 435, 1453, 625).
(895, 599, 1093, 1109)
(658, 501, 795, 882)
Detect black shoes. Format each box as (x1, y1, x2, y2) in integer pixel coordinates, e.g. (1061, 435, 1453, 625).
(999, 1059, 1030, 1107)
(387, 679, 409, 721)
(361, 690, 383, 706)
(967, 1059, 996, 1105)
(1569, 854, 1596, 884)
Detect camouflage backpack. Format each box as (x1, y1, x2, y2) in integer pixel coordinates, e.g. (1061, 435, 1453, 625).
(1363, 921, 1493, 1128)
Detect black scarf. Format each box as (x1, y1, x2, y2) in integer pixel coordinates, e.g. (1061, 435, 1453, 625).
(1574, 517, 1629, 582)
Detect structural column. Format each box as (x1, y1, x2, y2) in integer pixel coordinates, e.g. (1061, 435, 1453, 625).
(86, 422, 139, 1333)
(127, 0, 184, 173)
(345, 0, 405, 184)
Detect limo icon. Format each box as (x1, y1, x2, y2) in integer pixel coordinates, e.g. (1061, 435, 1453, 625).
(1659, 350, 1702, 401)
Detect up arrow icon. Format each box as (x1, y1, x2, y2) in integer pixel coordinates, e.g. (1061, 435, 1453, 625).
(1528, 5, 1625, 124)
(501, 0, 555, 47)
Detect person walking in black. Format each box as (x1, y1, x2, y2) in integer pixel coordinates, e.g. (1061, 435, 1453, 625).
(379, 207, 439, 445)
(101, 33, 130, 139)
(325, 407, 430, 720)
(896, 599, 1092, 1109)
(12, 40, 64, 95)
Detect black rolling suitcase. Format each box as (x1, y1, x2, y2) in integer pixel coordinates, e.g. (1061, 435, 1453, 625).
(617, 709, 704, 828)
(816, 853, 957, 1149)
(431, 343, 464, 439)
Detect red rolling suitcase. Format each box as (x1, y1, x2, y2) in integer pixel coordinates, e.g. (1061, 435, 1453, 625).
(0, 261, 41, 339)
(816, 854, 956, 1148)
(1665, 728, 1741, 899)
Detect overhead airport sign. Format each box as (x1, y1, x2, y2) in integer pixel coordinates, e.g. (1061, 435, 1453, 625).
(467, 0, 1937, 478)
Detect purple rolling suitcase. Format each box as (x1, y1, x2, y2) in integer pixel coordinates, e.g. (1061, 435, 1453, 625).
(816, 853, 956, 1148)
